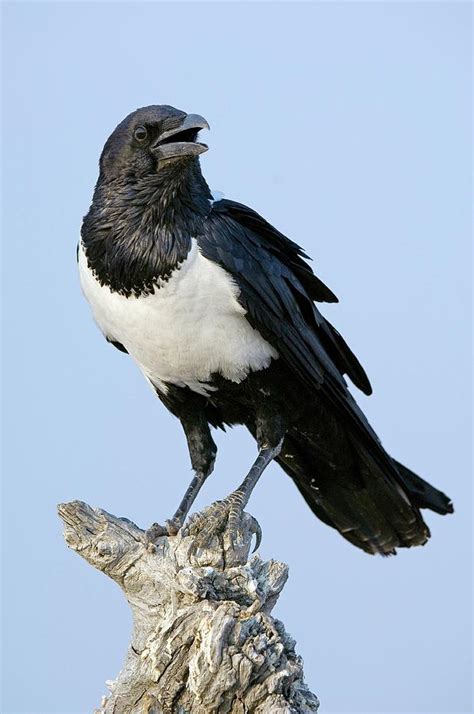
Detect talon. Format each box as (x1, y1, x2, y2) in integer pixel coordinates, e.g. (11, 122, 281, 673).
(248, 515, 262, 552)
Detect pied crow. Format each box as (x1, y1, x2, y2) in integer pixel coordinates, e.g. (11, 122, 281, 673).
(79, 105, 452, 555)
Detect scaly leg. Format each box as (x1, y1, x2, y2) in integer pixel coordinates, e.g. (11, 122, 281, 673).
(183, 438, 283, 549)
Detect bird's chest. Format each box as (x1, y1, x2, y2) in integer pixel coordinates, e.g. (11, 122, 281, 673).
(78, 241, 277, 395)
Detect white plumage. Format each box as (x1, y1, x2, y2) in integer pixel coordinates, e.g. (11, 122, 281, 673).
(78, 240, 278, 395)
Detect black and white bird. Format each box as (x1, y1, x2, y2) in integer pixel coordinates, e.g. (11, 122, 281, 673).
(79, 104, 452, 555)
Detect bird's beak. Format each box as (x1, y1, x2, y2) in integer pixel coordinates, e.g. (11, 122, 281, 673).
(151, 113, 210, 161)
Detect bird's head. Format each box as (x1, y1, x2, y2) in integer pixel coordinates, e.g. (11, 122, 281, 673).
(99, 104, 210, 183)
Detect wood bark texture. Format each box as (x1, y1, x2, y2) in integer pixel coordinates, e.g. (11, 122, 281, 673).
(58, 500, 319, 714)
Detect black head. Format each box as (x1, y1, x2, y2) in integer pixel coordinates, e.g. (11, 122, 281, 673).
(83, 105, 212, 295)
(99, 105, 210, 182)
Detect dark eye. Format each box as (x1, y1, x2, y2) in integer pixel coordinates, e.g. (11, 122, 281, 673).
(133, 126, 148, 143)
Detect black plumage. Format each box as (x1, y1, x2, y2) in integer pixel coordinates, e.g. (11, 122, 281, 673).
(80, 105, 452, 555)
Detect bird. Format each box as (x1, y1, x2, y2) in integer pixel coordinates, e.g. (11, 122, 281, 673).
(79, 104, 452, 555)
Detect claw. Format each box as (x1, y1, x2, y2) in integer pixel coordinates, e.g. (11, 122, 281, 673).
(248, 515, 262, 552)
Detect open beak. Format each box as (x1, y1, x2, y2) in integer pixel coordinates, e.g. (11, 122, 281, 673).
(151, 113, 210, 161)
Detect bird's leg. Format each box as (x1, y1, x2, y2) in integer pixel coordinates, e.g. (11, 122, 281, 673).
(184, 407, 285, 548)
(146, 414, 216, 541)
(228, 439, 283, 531)
(168, 469, 212, 532)
(184, 428, 284, 550)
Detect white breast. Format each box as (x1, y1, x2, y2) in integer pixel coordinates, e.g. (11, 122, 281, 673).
(78, 240, 278, 395)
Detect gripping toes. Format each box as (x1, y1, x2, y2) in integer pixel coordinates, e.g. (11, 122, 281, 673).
(145, 517, 181, 543)
(183, 491, 247, 549)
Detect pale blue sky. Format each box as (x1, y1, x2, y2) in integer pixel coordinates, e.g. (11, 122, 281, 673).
(1, 2, 472, 712)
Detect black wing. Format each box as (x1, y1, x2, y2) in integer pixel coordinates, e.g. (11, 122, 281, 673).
(197, 199, 409, 479)
(201, 199, 371, 394)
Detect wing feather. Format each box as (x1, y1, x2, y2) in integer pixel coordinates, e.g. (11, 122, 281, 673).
(197, 198, 407, 484)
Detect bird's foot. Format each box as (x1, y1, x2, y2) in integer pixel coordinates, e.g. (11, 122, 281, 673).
(182, 491, 262, 552)
(145, 517, 181, 543)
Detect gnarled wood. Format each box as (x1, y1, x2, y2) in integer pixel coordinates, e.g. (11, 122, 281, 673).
(58, 500, 319, 713)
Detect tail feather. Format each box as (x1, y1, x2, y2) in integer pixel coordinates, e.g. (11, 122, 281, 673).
(275, 427, 451, 556)
(393, 460, 453, 515)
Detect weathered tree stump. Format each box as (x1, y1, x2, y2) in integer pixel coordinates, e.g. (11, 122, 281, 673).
(58, 500, 319, 713)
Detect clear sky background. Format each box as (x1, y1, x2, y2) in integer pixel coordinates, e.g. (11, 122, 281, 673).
(1, 2, 471, 713)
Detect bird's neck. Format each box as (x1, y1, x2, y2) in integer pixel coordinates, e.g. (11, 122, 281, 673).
(81, 160, 212, 296)
(145, 159, 213, 231)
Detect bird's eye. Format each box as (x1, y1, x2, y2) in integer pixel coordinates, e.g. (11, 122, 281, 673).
(134, 126, 148, 143)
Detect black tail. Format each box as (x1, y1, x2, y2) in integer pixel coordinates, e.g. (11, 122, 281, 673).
(392, 460, 453, 515)
(275, 427, 453, 556)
